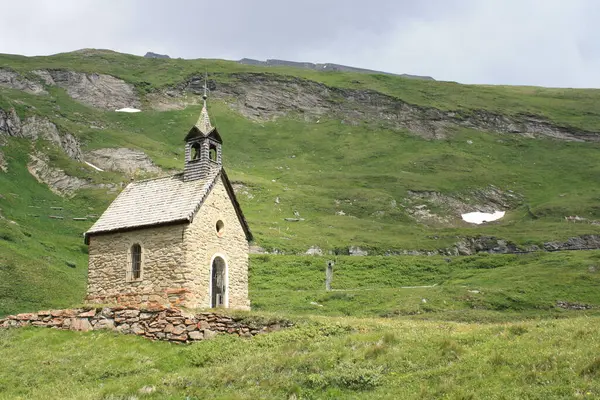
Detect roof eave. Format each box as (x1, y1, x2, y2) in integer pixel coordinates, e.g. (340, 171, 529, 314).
(84, 218, 190, 245)
(220, 169, 253, 242)
(184, 126, 220, 143)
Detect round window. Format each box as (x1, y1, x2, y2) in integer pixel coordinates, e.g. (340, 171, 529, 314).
(216, 220, 225, 236)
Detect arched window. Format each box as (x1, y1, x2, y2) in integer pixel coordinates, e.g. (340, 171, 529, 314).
(130, 244, 142, 280)
(211, 256, 227, 307)
(191, 142, 201, 160)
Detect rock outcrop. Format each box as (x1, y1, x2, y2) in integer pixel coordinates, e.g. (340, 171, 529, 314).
(84, 147, 162, 175)
(158, 73, 599, 142)
(404, 186, 522, 225)
(0, 307, 291, 344)
(0, 108, 22, 136)
(0, 150, 6, 172)
(0, 109, 83, 161)
(27, 152, 92, 196)
(543, 235, 600, 252)
(144, 52, 170, 59)
(21, 116, 82, 160)
(305, 246, 323, 256)
(59, 132, 83, 161)
(383, 234, 600, 256)
(0, 68, 47, 95)
(33, 70, 140, 110)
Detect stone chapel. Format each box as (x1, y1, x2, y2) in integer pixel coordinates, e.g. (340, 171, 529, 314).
(84, 91, 252, 310)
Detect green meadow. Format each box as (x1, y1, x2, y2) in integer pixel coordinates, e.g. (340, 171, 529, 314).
(1, 50, 600, 398)
(1, 250, 600, 399)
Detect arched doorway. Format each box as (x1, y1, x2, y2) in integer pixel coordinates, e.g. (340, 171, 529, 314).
(211, 256, 227, 308)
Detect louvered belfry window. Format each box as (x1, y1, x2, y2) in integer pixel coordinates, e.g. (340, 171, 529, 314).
(130, 244, 142, 280)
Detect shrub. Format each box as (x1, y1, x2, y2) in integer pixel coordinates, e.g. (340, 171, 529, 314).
(508, 325, 528, 336)
(304, 362, 384, 391)
(581, 357, 600, 377)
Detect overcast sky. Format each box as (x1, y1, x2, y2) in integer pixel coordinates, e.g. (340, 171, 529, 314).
(2, 0, 599, 88)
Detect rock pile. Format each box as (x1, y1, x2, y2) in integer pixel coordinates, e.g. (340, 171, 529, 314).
(556, 301, 593, 310)
(0, 307, 290, 343)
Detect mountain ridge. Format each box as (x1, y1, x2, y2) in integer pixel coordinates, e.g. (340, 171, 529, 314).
(237, 57, 435, 80)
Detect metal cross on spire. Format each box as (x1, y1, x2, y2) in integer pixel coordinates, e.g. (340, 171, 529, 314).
(195, 71, 213, 134)
(203, 71, 208, 104)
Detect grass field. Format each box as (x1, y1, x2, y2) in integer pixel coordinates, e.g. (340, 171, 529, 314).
(249, 251, 600, 321)
(2, 50, 600, 399)
(1, 250, 600, 399)
(2, 316, 600, 399)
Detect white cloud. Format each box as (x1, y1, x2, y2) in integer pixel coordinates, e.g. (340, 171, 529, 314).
(301, 0, 599, 87)
(0, 0, 598, 87)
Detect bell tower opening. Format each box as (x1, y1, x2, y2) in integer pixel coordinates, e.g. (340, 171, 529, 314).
(191, 142, 201, 160)
(209, 143, 218, 162)
(183, 73, 223, 182)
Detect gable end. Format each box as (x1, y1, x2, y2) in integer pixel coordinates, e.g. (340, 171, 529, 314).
(212, 170, 253, 241)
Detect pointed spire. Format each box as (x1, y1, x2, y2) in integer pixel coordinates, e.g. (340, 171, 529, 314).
(194, 72, 213, 134)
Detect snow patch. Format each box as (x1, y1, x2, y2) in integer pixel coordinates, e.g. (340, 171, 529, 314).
(115, 107, 141, 113)
(461, 211, 505, 224)
(85, 161, 104, 172)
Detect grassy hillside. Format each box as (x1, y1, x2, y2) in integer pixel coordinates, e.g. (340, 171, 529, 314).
(1, 50, 600, 315)
(3, 49, 600, 131)
(2, 83, 599, 254)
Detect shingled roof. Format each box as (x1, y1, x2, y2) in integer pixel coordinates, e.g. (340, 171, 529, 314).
(84, 168, 252, 244)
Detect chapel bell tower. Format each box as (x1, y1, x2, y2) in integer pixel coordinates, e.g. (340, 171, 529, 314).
(183, 77, 223, 182)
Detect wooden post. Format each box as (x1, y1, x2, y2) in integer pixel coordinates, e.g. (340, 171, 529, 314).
(325, 260, 334, 291)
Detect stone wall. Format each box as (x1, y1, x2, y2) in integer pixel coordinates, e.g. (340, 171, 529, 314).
(86, 224, 189, 308)
(0, 307, 289, 343)
(183, 175, 250, 310)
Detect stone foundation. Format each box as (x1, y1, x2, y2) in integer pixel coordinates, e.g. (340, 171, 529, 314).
(0, 307, 290, 343)
(85, 287, 192, 309)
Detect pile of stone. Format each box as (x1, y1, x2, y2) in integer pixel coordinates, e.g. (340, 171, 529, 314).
(556, 301, 593, 310)
(0, 307, 290, 343)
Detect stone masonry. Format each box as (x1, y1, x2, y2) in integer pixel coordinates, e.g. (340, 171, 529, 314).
(86, 176, 250, 310)
(183, 177, 249, 309)
(86, 223, 186, 307)
(0, 307, 290, 344)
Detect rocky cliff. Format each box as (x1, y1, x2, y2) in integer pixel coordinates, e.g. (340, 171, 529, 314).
(159, 73, 599, 142)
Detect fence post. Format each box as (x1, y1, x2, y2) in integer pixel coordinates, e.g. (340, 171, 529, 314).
(325, 260, 334, 291)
